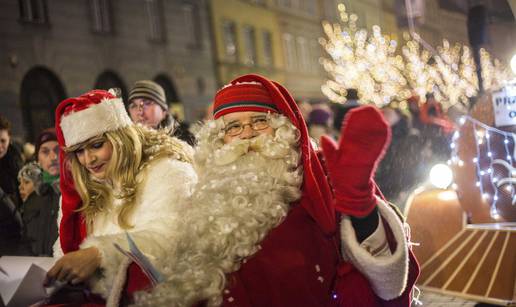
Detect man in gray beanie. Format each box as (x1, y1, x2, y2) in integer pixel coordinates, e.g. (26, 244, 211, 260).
(128, 80, 195, 145)
(128, 80, 172, 130)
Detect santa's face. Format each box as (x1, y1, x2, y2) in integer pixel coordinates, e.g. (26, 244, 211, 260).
(222, 111, 274, 144)
(75, 136, 113, 180)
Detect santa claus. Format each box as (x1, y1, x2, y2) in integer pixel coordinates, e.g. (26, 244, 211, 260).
(135, 74, 419, 306)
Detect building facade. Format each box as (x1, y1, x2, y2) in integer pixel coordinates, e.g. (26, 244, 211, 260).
(1, 0, 217, 141)
(272, 0, 328, 101)
(208, 0, 286, 86)
(2, 0, 513, 141)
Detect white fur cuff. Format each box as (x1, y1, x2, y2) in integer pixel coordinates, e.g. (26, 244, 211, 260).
(80, 235, 128, 299)
(340, 198, 409, 300)
(60, 98, 132, 147)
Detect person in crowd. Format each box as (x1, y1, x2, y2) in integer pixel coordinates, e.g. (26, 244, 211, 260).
(0, 115, 23, 206)
(18, 162, 59, 256)
(46, 89, 197, 305)
(419, 93, 455, 162)
(420, 93, 455, 135)
(332, 88, 361, 138)
(35, 128, 60, 192)
(407, 95, 424, 132)
(128, 80, 196, 145)
(136, 74, 419, 306)
(18, 162, 38, 203)
(0, 115, 26, 255)
(0, 185, 24, 255)
(307, 105, 333, 146)
(376, 106, 427, 205)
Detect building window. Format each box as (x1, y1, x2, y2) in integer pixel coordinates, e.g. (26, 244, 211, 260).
(310, 40, 321, 73)
(250, 0, 266, 5)
(182, 3, 202, 48)
(276, 0, 291, 9)
(283, 33, 296, 71)
(222, 20, 238, 62)
(296, 36, 309, 72)
(243, 25, 257, 66)
(18, 0, 49, 24)
(301, 0, 316, 14)
(145, 0, 166, 42)
(89, 0, 113, 34)
(324, 0, 339, 21)
(262, 30, 274, 67)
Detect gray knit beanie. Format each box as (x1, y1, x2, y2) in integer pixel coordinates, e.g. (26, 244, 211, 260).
(128, 80, 168, 110)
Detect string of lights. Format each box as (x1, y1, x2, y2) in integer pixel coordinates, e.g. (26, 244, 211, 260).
(450, 115, 516, 219)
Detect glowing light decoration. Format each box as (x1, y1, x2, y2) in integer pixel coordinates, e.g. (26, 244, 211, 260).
(320, 4, 409, 106)
(480, 48, 513, 91)
(320, 5, 511, 111)
(450, 116, 516, 219)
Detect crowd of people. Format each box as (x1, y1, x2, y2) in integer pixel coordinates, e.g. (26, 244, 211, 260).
(0, 74, 425, 306)
(304, 91, 456, 206)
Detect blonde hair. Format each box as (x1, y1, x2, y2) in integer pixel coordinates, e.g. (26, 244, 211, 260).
(65, 125, 192, 231)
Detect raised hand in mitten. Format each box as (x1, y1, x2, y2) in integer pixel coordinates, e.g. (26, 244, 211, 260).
(320, 105, 391, 217)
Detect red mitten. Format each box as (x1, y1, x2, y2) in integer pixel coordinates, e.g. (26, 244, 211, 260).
(320, 105, 391, 217)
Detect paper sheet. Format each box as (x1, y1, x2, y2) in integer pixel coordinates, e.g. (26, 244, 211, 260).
(0, 256, 57, 307)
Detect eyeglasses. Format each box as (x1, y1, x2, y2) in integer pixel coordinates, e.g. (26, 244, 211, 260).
(223, 116, 270, 136)
(128, 99, 156, 111)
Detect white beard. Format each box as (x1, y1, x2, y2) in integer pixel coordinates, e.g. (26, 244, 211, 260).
(135, 115, 303, 307)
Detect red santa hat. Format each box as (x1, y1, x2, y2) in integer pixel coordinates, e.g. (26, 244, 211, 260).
(55, 89, 132, 253)
(213, 82, 279, 119)
(213, 74, 336, 235)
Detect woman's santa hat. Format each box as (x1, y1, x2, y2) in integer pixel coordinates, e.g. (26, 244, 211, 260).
(55, 89, 132, 253)
(213, 74, 336, 235)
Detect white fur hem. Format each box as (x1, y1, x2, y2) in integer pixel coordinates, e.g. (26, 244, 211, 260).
(107, 257, 131, 307)
(60, 97, 132, 147)
(80, 235, 128, 299)
(340, 198, 409, 300)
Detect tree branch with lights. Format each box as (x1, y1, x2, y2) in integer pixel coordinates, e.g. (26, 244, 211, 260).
(320, 4, 511, 112)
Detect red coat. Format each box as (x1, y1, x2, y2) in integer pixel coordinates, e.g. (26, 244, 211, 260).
(221, 199, 419, 307)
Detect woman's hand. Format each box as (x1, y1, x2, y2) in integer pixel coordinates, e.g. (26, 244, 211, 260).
(46, 247, 101, 285)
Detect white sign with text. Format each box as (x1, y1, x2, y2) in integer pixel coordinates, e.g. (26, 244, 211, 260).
(493, 84, 516, 127)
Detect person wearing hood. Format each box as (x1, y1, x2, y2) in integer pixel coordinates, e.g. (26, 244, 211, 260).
(18, 162, 59, 256)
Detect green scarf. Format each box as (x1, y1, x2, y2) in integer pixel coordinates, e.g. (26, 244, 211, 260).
(42, 171, 59, 185)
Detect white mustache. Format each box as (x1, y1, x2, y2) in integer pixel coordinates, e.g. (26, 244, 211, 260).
(213, 134, 290, 166)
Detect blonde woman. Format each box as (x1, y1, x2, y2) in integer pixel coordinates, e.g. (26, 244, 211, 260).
(47, 90, 197, 305)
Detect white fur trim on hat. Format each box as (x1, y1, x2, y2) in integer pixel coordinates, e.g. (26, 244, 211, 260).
(340, 197, 409, 300)
(60, 98, 132, 147)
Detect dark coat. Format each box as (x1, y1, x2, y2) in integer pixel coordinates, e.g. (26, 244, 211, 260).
(0, 187, 26, 256)
(0, 145, 23, 206)
(21, 183, 60, 256)
(221, 201, 418, 307)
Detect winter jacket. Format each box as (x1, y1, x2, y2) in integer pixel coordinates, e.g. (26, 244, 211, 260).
(21, 183, 60, 256)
